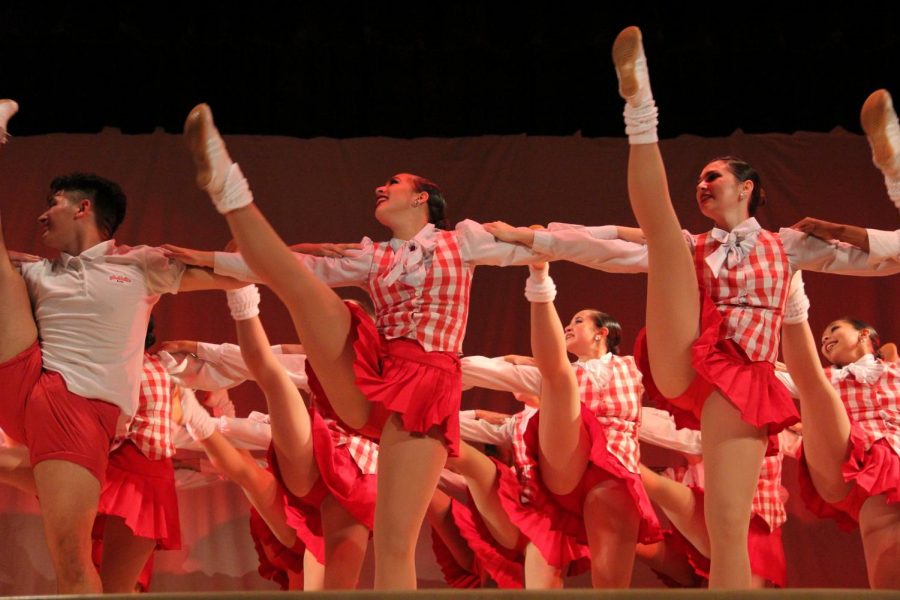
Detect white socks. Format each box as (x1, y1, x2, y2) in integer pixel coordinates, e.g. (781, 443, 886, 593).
(227, 284, 261, 320)
(613, 26, 658, 145)
(211, 163, 254, 214)
(524, 264, 557, 303)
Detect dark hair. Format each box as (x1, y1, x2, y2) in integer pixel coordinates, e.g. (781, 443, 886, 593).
(49, 172, 127, 239)
(711, 156, 767, 216)
(837, 317, 882, 358)
(411, 174, 449, 230)
(586, 309, 622, 355)
(144, 315, 156, 350)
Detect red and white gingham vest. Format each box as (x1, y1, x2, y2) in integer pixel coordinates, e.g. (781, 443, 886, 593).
(753, 454, 787, 530)
(577, 355, 644, 474)
(367, 230, 474, 353)
(825, 360, 900, 456)
(693, 230, 791, 363)
(128, 353, 176, 460)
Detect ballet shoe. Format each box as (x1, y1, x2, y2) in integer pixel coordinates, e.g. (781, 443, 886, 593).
(861, 89, 900, 179)
(0, 99, 19, 145)
(184, 103, 231, 195)
(612, 26, 652, 106)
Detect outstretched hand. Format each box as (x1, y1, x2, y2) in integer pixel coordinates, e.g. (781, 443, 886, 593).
(790, 217, 843, 241)
(289, 242, 362, 257)
(159, 340, 200, 355)
(161, 244, 215, 268)
(483, 221, 535, 246)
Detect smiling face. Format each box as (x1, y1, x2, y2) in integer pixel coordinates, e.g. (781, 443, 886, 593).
(820, 320, 874, 366)
(564, 310, 603, 357)
(696, 160, 752, 225)
(373, 173, 425, 226)
(38, 191, 81, 251)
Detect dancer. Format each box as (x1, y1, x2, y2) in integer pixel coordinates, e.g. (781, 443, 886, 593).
(780, 274, 899, 588)
(178, 285, 377, 589)
(484, 27, 900, 587)
(0, 100, 242, 592)
(449, 265, 659, 587)
(171, 103, 583, 588)
(91, 317, 181, 593)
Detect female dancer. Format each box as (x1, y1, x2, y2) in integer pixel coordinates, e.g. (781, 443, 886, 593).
(486, 27, 899, 587)
(450, 264, 659, 587)
(177, 285, 377, 589)
(172, 104, 562, 588)
(780, 275, 899, 588)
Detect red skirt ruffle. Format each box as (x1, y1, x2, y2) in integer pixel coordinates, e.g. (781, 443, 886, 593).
(634, 291, 799, 442)
(798, 426, 900, 530)
(439, 495, 524, 588)
(495, 405, 661, 571)
(306, 301, 462, 456)
(93, 441, 181, 550)
(309, 409, 377, 529)
(248, 507, 307, 590)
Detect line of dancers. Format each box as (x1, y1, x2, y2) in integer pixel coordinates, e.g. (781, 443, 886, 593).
(0, 25, 898, 593)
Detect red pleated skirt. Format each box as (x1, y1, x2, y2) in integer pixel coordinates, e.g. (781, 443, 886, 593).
(494, 405, 662, 572)
(306, 300, 462, 456)
(93, 441, 181, 550)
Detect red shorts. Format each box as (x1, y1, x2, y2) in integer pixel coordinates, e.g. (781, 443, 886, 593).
(0, 342, 120, 483)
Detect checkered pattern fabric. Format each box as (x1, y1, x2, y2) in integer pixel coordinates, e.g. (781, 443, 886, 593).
(693, 230, 791, 363)
(368, 230, 473, 353)
(128, 354, 176, 460)
(826, 360, 900, 456)
(328, 417, 379, 475)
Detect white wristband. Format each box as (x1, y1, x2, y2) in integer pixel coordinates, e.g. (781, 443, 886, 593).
(226, 285, 261, 320)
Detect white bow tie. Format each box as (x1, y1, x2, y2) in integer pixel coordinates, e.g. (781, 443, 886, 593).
(575, 355, 613, 389)
(705, 226, 760, 276)
(833, 356, 884, 385)
(382, 228, 437, 287)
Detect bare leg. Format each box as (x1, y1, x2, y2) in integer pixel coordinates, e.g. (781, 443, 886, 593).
(185, 106, 369, 429)
(859, 495, 900, 589)
(583, 480, 640, 587)
(199, 432, 298, 548)
(302, 551, 325, 591)
(701, 392, 767, 589)
(235, 314, 318, 499)
(32, 460, 103, 593)
(97, 517, 157, 593)
(523, 542, 563, 589)
(639, 465, 709, 555)
(0, 212, 38, 363)
(635, 540, 699, 587)
(426, 487, 476, 572)
(320, 495, 370, 589)
(528, 272, 589, 495)
(781, 320, 853, 501)
(373, 414, 448, 589)
(446, 441, 521, 550)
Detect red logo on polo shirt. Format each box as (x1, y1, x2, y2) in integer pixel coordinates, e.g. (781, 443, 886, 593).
(109, 274, 132, 284)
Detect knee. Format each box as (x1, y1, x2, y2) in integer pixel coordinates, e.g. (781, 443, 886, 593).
(48, 530, 92, 584)
(584, 482, 638, 524)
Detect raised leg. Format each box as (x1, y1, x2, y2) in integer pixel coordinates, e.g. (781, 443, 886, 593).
(184, 105, 370, 428)
(446, 441, 521, 550)
(526, 266, 589, 495)
(639, 465, 709, 556)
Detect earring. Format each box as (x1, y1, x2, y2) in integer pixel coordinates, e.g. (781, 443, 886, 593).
(593, 336, 601, 342)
